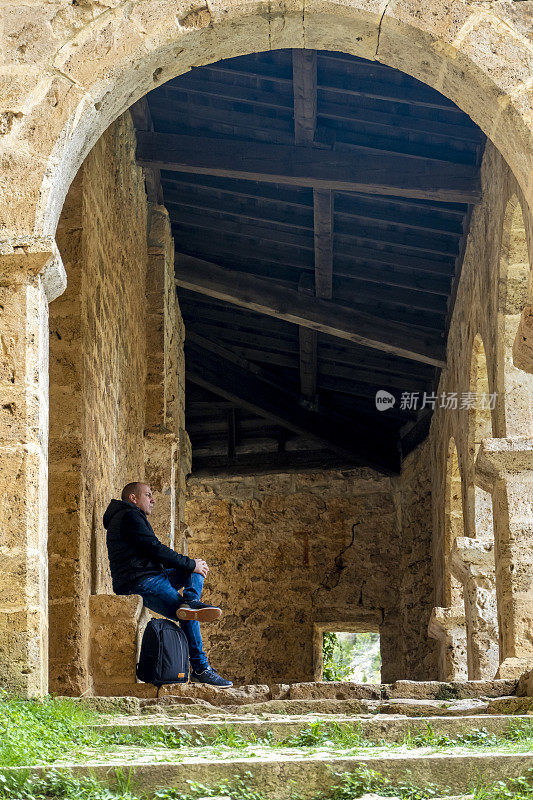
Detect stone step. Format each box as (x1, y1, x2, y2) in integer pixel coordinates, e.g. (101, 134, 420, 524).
(95, 713, 533, 743)
(13, 750, 533, 799)
(73, 693, 530, 718)
(71, 678, 517, 709)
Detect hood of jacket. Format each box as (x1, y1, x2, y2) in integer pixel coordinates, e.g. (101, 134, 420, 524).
(103, 499, 145, 529)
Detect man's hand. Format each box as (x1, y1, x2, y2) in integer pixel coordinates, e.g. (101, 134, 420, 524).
(193, 558, 209, 577)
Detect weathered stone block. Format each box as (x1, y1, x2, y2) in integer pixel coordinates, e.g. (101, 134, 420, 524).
(289, 682, 381, 700)
(90, 594, 148, 687)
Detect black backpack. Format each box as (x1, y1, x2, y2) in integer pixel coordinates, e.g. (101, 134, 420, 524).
(136, 618, 189, 688)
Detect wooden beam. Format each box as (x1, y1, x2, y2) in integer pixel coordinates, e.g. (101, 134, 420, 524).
(129, 98, 164, 204)
(181, 308, 435, 378)
(314, 190, 333, 299)
(137, 132, 481, 204)
(185, 333, 402, 474)
(175, 253, 447, 367)
(162, 173, 467, 221)
(292, 49, 317, 145)
(298, 274, 318, 398)
(227, 408, 237, 461)
(183, 266, 446, 334)
(292, 49, 319, 399)
(169, 210, 458, 259)
(191, 449, 364, 476)
(162, 178, 465, 236)
(170, 67, 459, 112)
(159, 73, 482, 143)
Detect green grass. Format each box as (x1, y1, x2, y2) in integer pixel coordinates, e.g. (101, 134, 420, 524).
(0, 692, 203, 767)
(2, 691, 533, 768)
(0, 693, 100, 767)
(2, 694, 533, 799)
(1, 767, 533, 800)
(204, 719, 533, 754)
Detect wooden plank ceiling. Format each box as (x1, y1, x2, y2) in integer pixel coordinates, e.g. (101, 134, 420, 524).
(137, 48, 485, 476)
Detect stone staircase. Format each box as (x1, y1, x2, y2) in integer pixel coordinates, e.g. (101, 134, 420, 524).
(17, 680, 533, 798)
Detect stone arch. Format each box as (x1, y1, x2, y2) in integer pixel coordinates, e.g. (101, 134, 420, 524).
(496, 196, 533, 436)
(0, 0, 531, 242)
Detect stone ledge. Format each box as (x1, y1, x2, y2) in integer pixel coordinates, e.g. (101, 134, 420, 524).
(0, 236, 66, 301)
(388, 679, 517, 700)
(11, 751, 533, 798)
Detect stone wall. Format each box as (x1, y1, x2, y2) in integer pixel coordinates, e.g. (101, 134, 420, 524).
(48, 111, 188, 695)
(393, 442, 438, 681)
(186, 464, 437, 686)
(429, 140, 533, 680)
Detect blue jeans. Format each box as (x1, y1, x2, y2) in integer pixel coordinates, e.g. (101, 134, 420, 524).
(130, 568, 209, 672)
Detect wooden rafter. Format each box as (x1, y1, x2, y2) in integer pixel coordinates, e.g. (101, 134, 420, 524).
(136, 132, 481, 203)
(174, 253, 447, 367)
(292, 49, 317, 145)
(292, 49, 320, 399)
(129, 98, 164, 204)
(145, 48, 484, 469)
(185, 332, 402, 474)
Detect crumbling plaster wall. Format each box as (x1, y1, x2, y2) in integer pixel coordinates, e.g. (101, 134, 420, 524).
(186, 463, 437, 685)
(49, 111, 188, 695)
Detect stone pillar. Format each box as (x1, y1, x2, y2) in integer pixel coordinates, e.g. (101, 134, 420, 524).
(477, 437, 533, 677)
(428, 606, 468, 681)
(0, 238, 66, 697)
(144, 432, 179, 548)
(513, 306, 533, 374)
(143, 204, 186, 548)
(450, 537, 499, 679)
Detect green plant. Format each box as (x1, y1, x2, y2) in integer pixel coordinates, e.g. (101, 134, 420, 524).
(0, 769, 143, 800)
(473, 773, 533, 799)
(0, 692, 100, 767)
(283, 721, 365, 748)
(434, 683, 461, 701)
(323, 632, 351, 682)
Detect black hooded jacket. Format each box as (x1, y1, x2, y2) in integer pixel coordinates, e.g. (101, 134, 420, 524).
(103, 499, 196, 595)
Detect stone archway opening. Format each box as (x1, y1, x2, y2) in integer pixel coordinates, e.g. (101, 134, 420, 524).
(1, 1, 532, 698)
(497, 197, 533, 437)
(429, 437, 468, 682)
(43, 44, 491, 693)
(450, 335, 499, 680)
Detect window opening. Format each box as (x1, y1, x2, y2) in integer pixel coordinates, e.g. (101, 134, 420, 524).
(322, 631, 381, 683)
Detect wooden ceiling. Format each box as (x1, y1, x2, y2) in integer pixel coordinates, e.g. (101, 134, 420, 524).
(135, 48, 485, 476)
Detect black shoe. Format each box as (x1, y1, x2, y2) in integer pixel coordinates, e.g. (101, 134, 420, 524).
(190, 667, 233, 688)
(176, 600, 222, 622)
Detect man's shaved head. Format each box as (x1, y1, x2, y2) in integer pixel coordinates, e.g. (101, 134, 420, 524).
(122, 482, 154, 515)
(121, 482, 143, 502)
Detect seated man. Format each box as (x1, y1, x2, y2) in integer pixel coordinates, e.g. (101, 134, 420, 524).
(104, 481, 232, 687)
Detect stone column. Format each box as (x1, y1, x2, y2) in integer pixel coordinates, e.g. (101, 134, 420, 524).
(450, 537, 499, 679)
(428, 606, 468, 681)
(0, 238, 66, 697)
(144, 431, 179, 548)
(513, 306, 533, 374)
(476, 437, 533, 677)
(143, 204, 186, 548)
